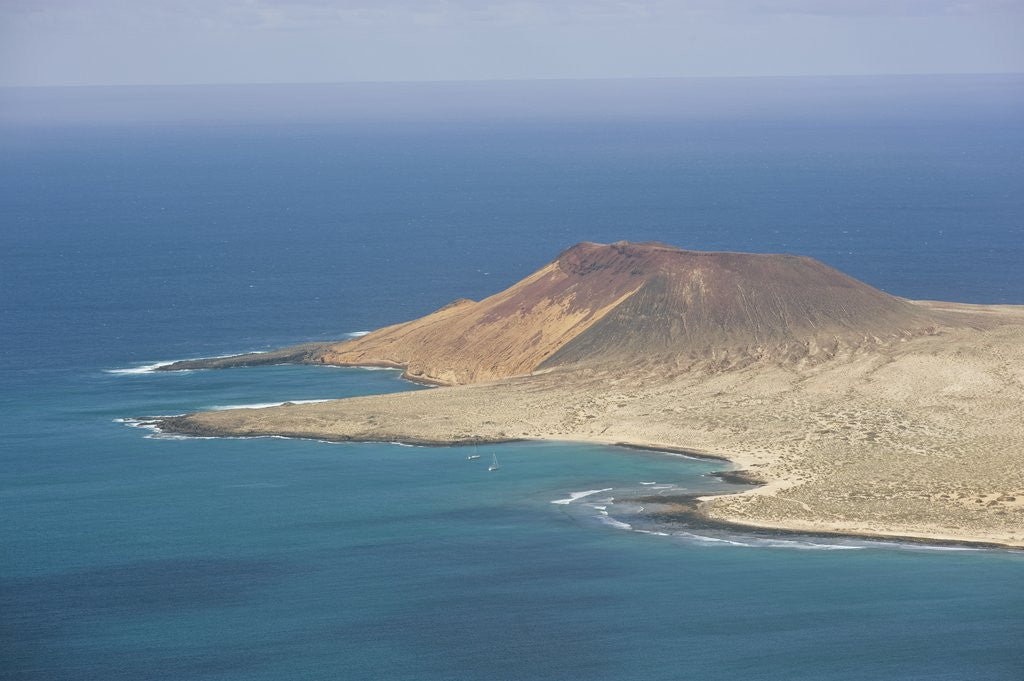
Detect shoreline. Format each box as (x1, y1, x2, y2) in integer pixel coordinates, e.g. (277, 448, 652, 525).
(147, 350, 456, 388)
(148, 415, 525, 448)
(635, 492, 1024, 552)
(611, 441, 734, 463)
(143, 415, 1024, 551)
(339, 361, 454, 387)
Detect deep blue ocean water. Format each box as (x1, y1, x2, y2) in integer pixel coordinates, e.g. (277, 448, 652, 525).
(2, 77, 1023, 680)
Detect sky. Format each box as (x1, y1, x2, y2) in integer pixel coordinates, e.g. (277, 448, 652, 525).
(1, 0, 1022, 87)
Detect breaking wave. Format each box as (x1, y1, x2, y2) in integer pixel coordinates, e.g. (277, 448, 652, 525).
(598, 516, 633, 530)
(105, 351, 267, 375)
(208, 399, 332, 410)
(551, 488, 614, 505)
(105, 361, 179, 375)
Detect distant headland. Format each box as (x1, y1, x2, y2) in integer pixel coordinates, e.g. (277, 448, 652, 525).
(150, 241, 1024, 548)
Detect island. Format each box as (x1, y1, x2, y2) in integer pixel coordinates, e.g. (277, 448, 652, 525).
(149, 241, 1024, 548)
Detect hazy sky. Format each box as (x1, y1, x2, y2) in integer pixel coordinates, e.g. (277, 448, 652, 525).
(1, 0, 1022, 86)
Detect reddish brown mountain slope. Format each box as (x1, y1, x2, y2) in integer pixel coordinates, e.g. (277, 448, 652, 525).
(316, 241, 950, 384)
(538, 242, 946, 370)
(315, 242, 647, 384)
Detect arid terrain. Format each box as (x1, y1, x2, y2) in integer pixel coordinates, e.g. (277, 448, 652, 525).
(153, 242, 1024, 547)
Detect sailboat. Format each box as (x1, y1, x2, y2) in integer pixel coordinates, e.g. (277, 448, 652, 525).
(467, 443, 481, 461)
(488, 454, 500, 472)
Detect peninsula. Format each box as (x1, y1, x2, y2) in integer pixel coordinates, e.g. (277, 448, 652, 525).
(152, 241, 1024, 547)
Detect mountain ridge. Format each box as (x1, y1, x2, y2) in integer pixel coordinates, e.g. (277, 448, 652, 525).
(158, 240, 965, 383)
(315, 240, 955, 383)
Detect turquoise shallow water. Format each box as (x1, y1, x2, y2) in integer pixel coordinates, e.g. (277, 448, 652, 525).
(3, 76, 1024, 679)
(3, 363, 1023, 680)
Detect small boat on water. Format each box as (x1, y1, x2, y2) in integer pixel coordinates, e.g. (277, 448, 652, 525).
(488, 454, 500, 472)
(467, 444, 481, 460)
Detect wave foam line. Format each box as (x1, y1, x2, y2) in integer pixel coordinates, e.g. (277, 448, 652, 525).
(551, 488, 614, 505)
(598, 516, 633, 530)
(105, 360, 178, 375)
(105, 351, 268, 375)
(114, 416, 192, 439)
(208, 399, 332, 410)
(668, 531, 863, 550)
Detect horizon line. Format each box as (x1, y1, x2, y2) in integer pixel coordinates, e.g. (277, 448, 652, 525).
(3, 70, 1023, 91)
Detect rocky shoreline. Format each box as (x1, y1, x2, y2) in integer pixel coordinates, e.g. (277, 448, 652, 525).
(633, 492, 1023, 551)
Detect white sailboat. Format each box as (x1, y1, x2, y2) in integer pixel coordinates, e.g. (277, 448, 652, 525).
(467, 443, 481, 460)
(488, 453, 500, 472)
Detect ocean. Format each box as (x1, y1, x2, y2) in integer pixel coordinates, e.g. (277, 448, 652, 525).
(2, 75, 1023, 680)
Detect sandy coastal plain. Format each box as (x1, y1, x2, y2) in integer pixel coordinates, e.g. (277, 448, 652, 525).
(153, 242, 1024, 548)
